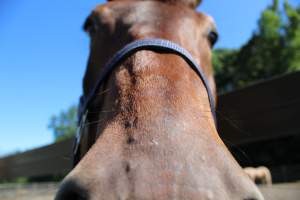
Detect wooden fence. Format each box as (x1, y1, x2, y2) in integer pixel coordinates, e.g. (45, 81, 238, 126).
(0, 72, 300, 181)
(218, 71, 300, 146)
(0, 138, 73, 180)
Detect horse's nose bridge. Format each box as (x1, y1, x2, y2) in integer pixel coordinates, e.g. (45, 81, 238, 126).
(55, 174, 264, 200)
(55, 152, 265, 200)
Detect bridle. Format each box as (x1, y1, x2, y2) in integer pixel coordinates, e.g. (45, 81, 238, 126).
(73, 38, 217, 165)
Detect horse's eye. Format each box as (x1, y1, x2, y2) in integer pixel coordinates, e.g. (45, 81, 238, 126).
(208, 31, 218, 47)
(83, 16, 97, 36)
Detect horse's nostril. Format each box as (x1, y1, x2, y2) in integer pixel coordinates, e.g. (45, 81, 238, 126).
(60, 192, 86, 200)
(55, 180, 88, 200)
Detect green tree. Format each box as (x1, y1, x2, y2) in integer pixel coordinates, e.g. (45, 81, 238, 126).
(48, 105, 77, 142)
(283, 0, 300, 71)
(214, 0, 300, 93)
(213, 49, 238, 93)
(234, 0, 283, 86)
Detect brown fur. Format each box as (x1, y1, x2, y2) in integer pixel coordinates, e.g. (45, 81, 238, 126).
(108, 0, 202, 8)
(55, 1, 264, 199)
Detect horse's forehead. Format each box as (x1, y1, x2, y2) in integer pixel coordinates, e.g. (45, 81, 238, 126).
(94, 1, 205, 30)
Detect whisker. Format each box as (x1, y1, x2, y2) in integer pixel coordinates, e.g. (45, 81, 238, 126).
(215, 97, 300, 120)
(83, 119, 105, 127)
(216, 110, 251, 136)
(61, 155, 73, 160)
(222, 138, 253, 165)
(95, 88, 111, 96)
(88, 109, 116, 114)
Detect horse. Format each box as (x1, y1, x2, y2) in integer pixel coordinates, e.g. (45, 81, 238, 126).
(244, 166, 272, 186)
(55, 0, 264, 199)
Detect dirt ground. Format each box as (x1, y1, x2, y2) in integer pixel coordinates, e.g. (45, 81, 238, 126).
(0, 183, 59, 200)
(259, 182, 300, 200)
(1, 182, 300, 200)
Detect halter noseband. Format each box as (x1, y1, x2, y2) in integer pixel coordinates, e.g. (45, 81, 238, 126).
(74, 38, 216, 160)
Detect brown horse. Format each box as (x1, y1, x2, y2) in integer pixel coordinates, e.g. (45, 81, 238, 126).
(55, 0, 264, 199)
(244, 166, 272, 186)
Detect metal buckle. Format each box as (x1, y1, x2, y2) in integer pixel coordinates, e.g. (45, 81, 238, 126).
(73, 110, 88, 156)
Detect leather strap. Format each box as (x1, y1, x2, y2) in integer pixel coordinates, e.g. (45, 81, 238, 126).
(75, 38, 217, 157)
(78, 38, 216, 123)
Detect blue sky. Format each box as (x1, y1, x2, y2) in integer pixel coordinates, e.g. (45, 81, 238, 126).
(0, 0, 298, 156)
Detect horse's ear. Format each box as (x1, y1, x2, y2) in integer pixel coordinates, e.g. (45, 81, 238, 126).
(107, 0, 202, 8)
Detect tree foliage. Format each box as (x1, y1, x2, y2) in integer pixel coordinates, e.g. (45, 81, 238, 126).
(213, 49, 238, 93)
(214, 0, 300, 93)
(48, 105, 77, 142)
(284, 0, 300, 71)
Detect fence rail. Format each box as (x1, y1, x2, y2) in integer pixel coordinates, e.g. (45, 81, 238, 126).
(0, 138, 73, 180)
(218, 71, 300, 145)
(1, 72, 300, 181)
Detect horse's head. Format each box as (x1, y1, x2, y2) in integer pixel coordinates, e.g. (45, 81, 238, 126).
(56, 0, 264, 199)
